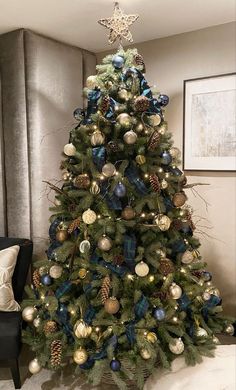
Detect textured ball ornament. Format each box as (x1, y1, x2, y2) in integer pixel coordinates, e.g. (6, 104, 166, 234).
(82, 209, 97, 224)
(173, 192, 187, 207)
(161, 151, 172, 165)
(79, 240, 91, 253)
(90, 181, 100, 195)
(146, 332, 157, 344)
(140, 349, 151, 360)
(114, 182, 126, 198)
(225, 324, 234, 336)
(135, 154, 146, 165)
(153, 307, 166, 321)
(104, 297, 120, 314)
(49, 265, 63, 279)
(86, 75, 98, 89)
(73, 348, 88, 365)
(169, 338, 185, 355)
(181, 250, 194, 264)
(149, 114, 161, 127)
(159, 258, 175, 276)
(112, 55, 125, 69)
(22, 306, 36, 322)
(74, 320, 92, 338)
(170, 147, 181, 159)
(117, 113, 132, 129)
(155, 214, 171, 231)
(28, 358, 42, 374)
(110, 358, 121, 371)
(102, 163, 116, 177)
(134, 95, 150, 112)
(73, 174, 91, 189)
(91, 130, 105, 146)
(56, 229, 68, 243)
(63, 143, 76, 156)
(41, 274, 52, 286)
(98, 235, 112, 251)
(123, 130, 137, 144)
(135, 261, 149, 277)
(118, 88, 128, 100)
(169, 283, 182, 299)
(195, 327, 208, 338)
(121, 206, 136, 220)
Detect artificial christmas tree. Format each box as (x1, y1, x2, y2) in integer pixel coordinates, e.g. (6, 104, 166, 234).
(22, 3, 235, 389)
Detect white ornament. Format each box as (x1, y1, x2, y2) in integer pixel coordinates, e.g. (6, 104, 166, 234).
(49, 265, 63, 279)
(97, 235, 112, 251)
(22, 306, 36, 322)
(79, 240, 91, 253)
(155, 214, 171, 231)
(82, 209, 97, 224)
(63, 143, 76, 156)
(28, 358, 42, 374)
(196, 327, 208, 338)
(86, 75, 98, 89)
(169, 338, 184, 355)
(91, 130, 105, 146)
(181, 250, 194, 264)
(135, 261, 149, 277)
(123, 130, 137, 144)
(33, 317, 41, 328)
(169, 283, 182, 299)
(74, 320, 92, 338)
(102, 163, 116, 177)
(140, 348, 151, 360)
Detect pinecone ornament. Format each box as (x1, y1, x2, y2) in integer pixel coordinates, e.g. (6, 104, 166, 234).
(148, 131, 161, 151)
(100, 95, 110, 114)
(134, 96, 150, 112)
(101, 275, 111, 304)
(159, 258, 175, 276)
(50, 340, 62, 368)
(113, 254, 124, 266)
(152, 291, 167, 300)
(33, 269, 41, 289)
(68, 217, 80, 234)
(134, 53, 146, 73)
(150, 174, 161, 192)
(44, 320, 57, 335)
(107, 141, 120, 153)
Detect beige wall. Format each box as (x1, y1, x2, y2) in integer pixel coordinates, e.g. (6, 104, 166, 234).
(97, 22, 236, 316)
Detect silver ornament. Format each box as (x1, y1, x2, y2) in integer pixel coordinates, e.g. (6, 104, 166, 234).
(22, 306, 36, 322)
(49, 265, 63, 279)
(195, 327, 208, 338)
(79, 240, 91, 253)
(169, 283, 182, 299)
(63, 143, 76, 156)
(225, 324, 234, 336)
(102, 163, 116, 177)
(82, 209, 97, 224)
(28, 358, 42, 374)
(135, 261, 149, 277)
(169, 338, 184, 355)
(123, 130, 137, 144)
(98, 235, 112, 251)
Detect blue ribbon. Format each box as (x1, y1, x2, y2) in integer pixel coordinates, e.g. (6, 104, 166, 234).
(92, 146, 106, 171)
(86, 89, 101, 119)
(84, 305, 96, 325)
(125, 163, 148, 195)
(123, 233, 136, 271)
(126, 321, 136, 346)
(46, 240, 62, 260)
(170, 239, 187, 255)
(135, 295, 149, 320)
(55, 280, 72, 299)
(90, 252, 128, 277)
(177, 294, 191, 310)
(56, 303, 74, 342)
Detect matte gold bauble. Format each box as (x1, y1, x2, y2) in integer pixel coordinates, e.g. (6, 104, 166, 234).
(49, 265, 63, 279)
(102, 163, 116, 177)
(170, 147, 181, 159)
(97, 235, 112, 251)
(149, 114, 161, 127)
(117, 113, 132, 128)
(73, 348, 88, 365)
(118, 88, 128, 100)
(86, 75, 98, 89)
(90, 181, 100, 195)
(104, 297, 120, 314)
(169, 338, 184, 354)
(181, 250, 194, 264)
(63, 143, 76, 156)
(135, 155, 146, 165)
(146, 332, 157, 344)
(173, 192, 187, 207)
(123, 130, 137, 144)
(78, 268, 87, 279)
(56, 229, 68, 243)
(73, 174, 91, 189)
(155, 214, 171, 231)
(74, 320, 92, 338)
(121, 206, 136, 220)
(169, 283, 182, 299)
(135, 261, 149, 277)
(91, 130, 105, 146)
(140, 348, 151, 360)
(22, 306, 36, 322)
(28, 358, 42, 374)
(82, 209, 97, 224)
(159, 258, 175, 276)
(135, 122, 144, 133)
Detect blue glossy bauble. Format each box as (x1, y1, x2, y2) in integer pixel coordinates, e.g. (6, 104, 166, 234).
(158, 94, 169, 107)
(114, 182, 126, 198)
(110, 358, 121, 371)
(112, 55, 125, 69)
(41, 274, 52, 286)
(161, 151, 172, 165)
(153, 307, 166, 321)
(202, 271, 212, 282)
(73, 107, 85, 120)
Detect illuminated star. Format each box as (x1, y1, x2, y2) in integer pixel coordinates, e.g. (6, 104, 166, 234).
(98, 2, 139, 44)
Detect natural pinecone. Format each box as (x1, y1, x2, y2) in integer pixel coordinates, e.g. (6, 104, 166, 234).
(106, 141, 120, 153)
(101, 275, 111, 304)
(50, 340, 62, 368)
(148, 131, 161, 151)
(152, 291, 167, 300)
(68, 217, 80, 234)
(134, 53, 146, 73)
(134, 96, 150, 112)
(113, 254, 124, 266)
(100, 95, 110, 114)
(44, 320, 57, 335)
(159, 258, 175, 276)
(32, 269, 41, 289)
(171, 219, 183, 230)
(192, 270, 202, 278)
(150, 174, 161, 192)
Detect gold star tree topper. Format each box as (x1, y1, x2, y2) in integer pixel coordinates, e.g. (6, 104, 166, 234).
(98, 2, 139, 45)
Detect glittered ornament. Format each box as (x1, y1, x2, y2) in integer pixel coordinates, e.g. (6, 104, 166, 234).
(112, 55, 125, 69)
(79, 240, 91, 253)
(123, 130, 137, 144)
(29, 358, 42, 374)
(169, 283, 182, 299)
(73, 348, 88, 365)
(77, 268, 86, 279)
(170, 147, 181, 159)
(181, 250, 194, 264)
(22, 306, 36, 322)
(73, 174, 91, 189)
(90, 181, 100, 195)
(91, 130, 105, 146)
(56, 229, 68, 243)
(110, 358, 121, 371)
(63, 143, 76, 156)
(148, 130, 161, 151)
(169, 338, 184, 354)
(135, 261, 149, 277)
(86, 75, 98, 89)
(161, 151, 172, 165)
(98, 235, 112, 251)
(195, 327, 208, 338)
(49, 265, 63, 279)
(114, 182, 126, 197)
(135, 154, 146, 165)
(225, 324, 234, 336)
(140, 349, 151, 360)
(121, 206, 136, 220)
(41, 274, 52, 286)
(117, 113, 132, 128)
(134, 95, 150, 112)
(44, 320, 57, 335)
(74, 320, 92, 338)
(173, 192, 187, 207)
(82, 209, 97, 224)
(118, 88, 128, 100)
(146, 332, 157, 343)
(153, 307, 166, 321)
(102, 163, 116, 177)
(149, 114, 161, 127)
(155, 214, 171, 231)
(159, 258, 175, 276)
(104, 297, 120, 314)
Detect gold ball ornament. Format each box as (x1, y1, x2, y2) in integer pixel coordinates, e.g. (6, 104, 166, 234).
(169, 338, 184, 355)
(56, 229, 68, 243)
(91, 130, 105, 146)
(117, 113, 132, 129)
(82, 209, 97, 224)
(173, 192, 187, 207)
(149, 114, 161, 127)
(140, 348, 151, 360)
(170, 147, 181, 159)
(49, 265, 63, 279)
(73, 348, 88, 365)
(97, 235, 112, 251)
(102, 163, 116, 177)
(121, 206, 136, 220)
(22, 306, 36, 322)
(225, 324, 234, 336)
(135, 155, 146, 165)
(63, 143, 76, 156)
(135, 261, 149, 277)
(135, 122, 144, 133)
(73, 174, 91, 189)
(86, 75, 98, 89)
(123, 130, 137, 144)
(28, 358, 42, 374)
(169, 283, 182, 299)
(181, 250, 194, 264)
(146, 332, 157, 344)
(155, 214, 171, 231)
(104, 297, 120, 314)
(74, 320, 92, 338)
(118, 88, 129, 100)
(78, 268, 87, 279)
(90, 181, 100, 195)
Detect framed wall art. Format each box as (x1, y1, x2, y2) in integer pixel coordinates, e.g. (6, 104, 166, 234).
(183, 73, 236, 171)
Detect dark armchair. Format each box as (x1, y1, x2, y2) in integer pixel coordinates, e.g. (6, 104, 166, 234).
(0, 237, 33, 389)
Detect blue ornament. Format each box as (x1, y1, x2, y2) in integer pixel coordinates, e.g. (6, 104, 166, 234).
(73, 107, 85, 120)
(110, 358, 121, 371)
(114, 182, 126, 198)
(180, 222, 192, 234)
(202, 271, 212, 282)
(112, 55, 124, 69)
(41, 274, 52, 286)
(158, 94, 169, 107)
(161, 151, 172, 165)
(153, 307, 166, 321)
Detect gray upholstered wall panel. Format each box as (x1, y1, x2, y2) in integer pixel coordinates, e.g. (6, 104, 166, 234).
(0, 76, 6, 235)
